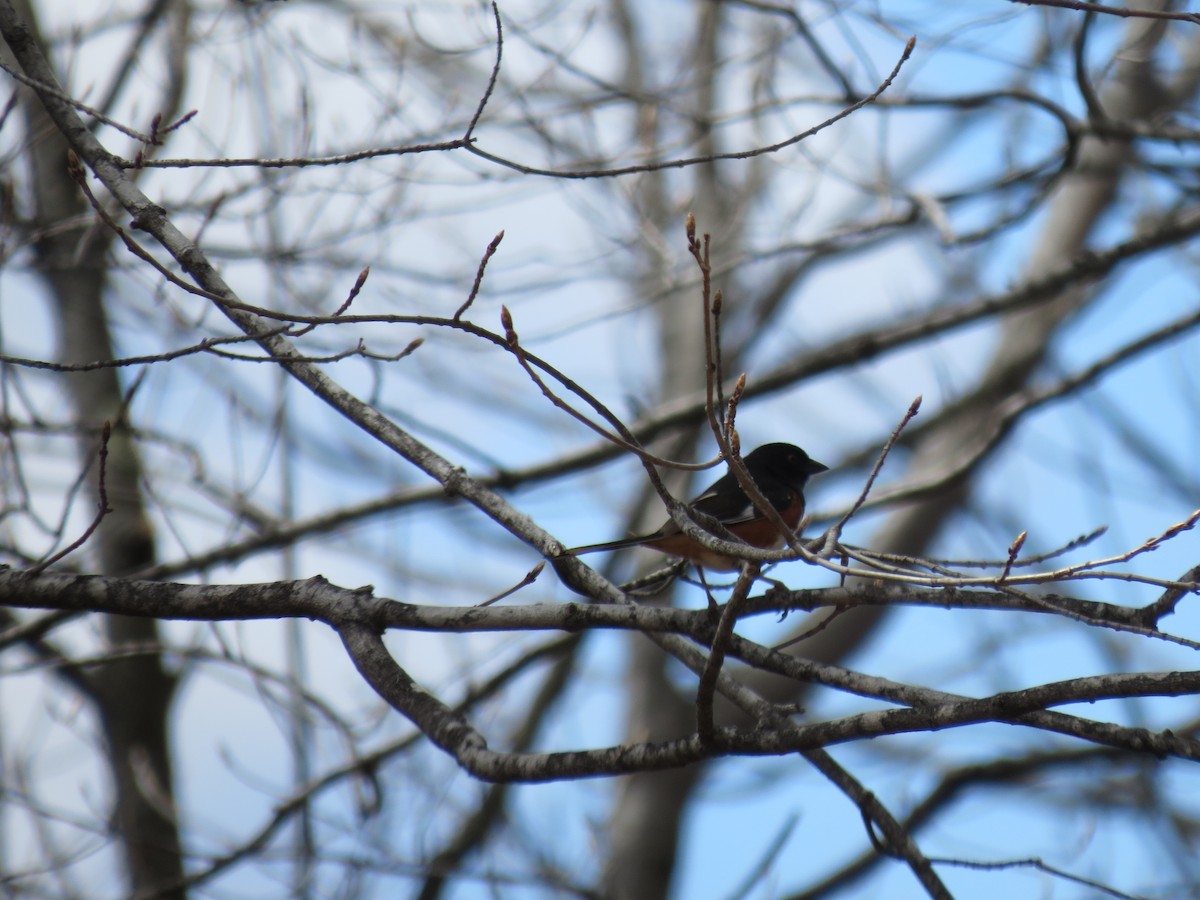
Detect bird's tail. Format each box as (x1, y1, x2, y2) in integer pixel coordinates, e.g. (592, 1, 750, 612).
(559, 534, 654, 558)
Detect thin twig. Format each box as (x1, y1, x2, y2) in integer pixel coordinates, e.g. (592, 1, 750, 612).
(454, 231, 505, 322)
(27, 422, 113, 575)
(711, 289, 726, 416)
(847, 526, 1108, 571)
(293, 267, 370, 337)
(1073, 11, 1106, 122)
(463, 2, 504, 141)
(499, 306, 720, 471)
(1009, 0, 1200, 26)
(824, 396, 921, 549)
(477, 562, 544, 607)
(463, 37, 917, 179)
(999, 531, 1027, 581)
(772, 604, 850, 651)
(722, 374, 747, 448)
(697, 563, 761, 742)
(0, 55, 156, 143)
(926, 854, 1142, 900)
(687, 215, 727, 449)
(802, 747, 952, 899)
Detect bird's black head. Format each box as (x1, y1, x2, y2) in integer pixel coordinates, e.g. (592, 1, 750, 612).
(743, 442, 829, 487)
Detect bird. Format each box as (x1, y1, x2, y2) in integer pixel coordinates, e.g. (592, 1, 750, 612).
(562, 442, 828, 571)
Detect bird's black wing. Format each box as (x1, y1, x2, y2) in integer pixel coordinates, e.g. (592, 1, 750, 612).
(688, 473, 794, 526)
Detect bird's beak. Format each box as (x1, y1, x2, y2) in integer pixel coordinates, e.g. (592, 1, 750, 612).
(808, 459, 830, 476)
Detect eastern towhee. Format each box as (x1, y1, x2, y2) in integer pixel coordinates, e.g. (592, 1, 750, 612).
(563, 442, 828, 571)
